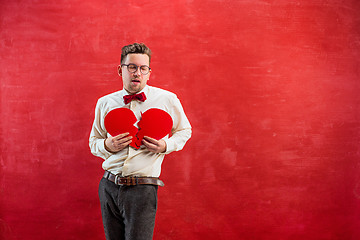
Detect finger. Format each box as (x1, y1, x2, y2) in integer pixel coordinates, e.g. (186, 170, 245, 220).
(111, 136, 132, 146)
(120, 139, 132, 147)
(115, 139, 132, 149)
(114, 132, 130, 139)
(116, 136, 133, 144)
(142, 138, 157, 149)
(143, 136, 158, 144)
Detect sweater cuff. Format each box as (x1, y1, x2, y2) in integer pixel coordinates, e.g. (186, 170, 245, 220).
(101, 139, 112, 155)
(163, 138, 175, 154)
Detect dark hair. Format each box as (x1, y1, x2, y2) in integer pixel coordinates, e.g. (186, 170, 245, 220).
(120, 43, 152, 64)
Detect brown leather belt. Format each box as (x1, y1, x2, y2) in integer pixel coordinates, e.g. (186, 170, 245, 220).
(103, 171, 164, 187)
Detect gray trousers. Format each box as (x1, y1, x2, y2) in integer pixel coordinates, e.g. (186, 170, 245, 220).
(98, 177, 158, 240)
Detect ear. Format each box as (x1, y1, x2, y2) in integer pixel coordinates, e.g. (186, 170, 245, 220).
(117, 65, 122, 76)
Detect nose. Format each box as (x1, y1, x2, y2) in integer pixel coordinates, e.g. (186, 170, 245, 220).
(133, 67, 142, 76)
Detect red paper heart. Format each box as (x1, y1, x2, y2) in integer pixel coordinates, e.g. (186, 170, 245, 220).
(104, 108, 173, 149)
(104, 108, 138, 147)
(135, 108, 173, 148)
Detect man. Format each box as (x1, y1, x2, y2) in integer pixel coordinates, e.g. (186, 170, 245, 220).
(89, 43, 192, 240)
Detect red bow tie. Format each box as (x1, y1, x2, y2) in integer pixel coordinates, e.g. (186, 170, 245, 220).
(123, 92, 147, 104)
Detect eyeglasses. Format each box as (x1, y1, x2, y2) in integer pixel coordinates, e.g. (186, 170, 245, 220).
(121, 63, 151, 75)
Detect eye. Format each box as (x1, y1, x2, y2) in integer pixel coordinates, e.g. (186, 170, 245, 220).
(140, 66, 149, 71)
(128, 64, 137, 71)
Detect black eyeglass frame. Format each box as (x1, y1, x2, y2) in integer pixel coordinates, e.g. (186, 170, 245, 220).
(121, 63, 151, 75)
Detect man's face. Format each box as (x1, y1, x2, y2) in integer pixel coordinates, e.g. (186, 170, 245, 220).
(119, 53, 151, 94)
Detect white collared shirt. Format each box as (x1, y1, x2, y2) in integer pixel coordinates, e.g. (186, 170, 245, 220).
(89, 85, 192, 177)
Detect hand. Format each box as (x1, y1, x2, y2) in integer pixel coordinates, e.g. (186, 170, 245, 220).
(142, 136, 167, 153)
(105, 133, 132, 153)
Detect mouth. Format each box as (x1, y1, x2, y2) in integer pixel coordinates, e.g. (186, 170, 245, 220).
(131, 79, 141, 83)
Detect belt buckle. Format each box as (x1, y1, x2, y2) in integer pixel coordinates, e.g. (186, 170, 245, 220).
(114, 175, 120, 185)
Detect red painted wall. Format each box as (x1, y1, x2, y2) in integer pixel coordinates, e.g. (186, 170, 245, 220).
(1, 0, 360, 239)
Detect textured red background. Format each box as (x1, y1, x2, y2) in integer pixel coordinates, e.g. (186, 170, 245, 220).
(1, 0, 360, 239)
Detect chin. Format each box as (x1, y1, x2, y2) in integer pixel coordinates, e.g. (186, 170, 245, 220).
(125, 87, 137, 94)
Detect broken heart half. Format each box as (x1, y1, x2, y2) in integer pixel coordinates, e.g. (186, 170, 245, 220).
(104, 108, 173, 149)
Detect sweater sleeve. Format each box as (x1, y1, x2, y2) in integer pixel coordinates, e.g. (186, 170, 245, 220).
(89, 99, 112, 160)
(163, 95, 192, 154)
